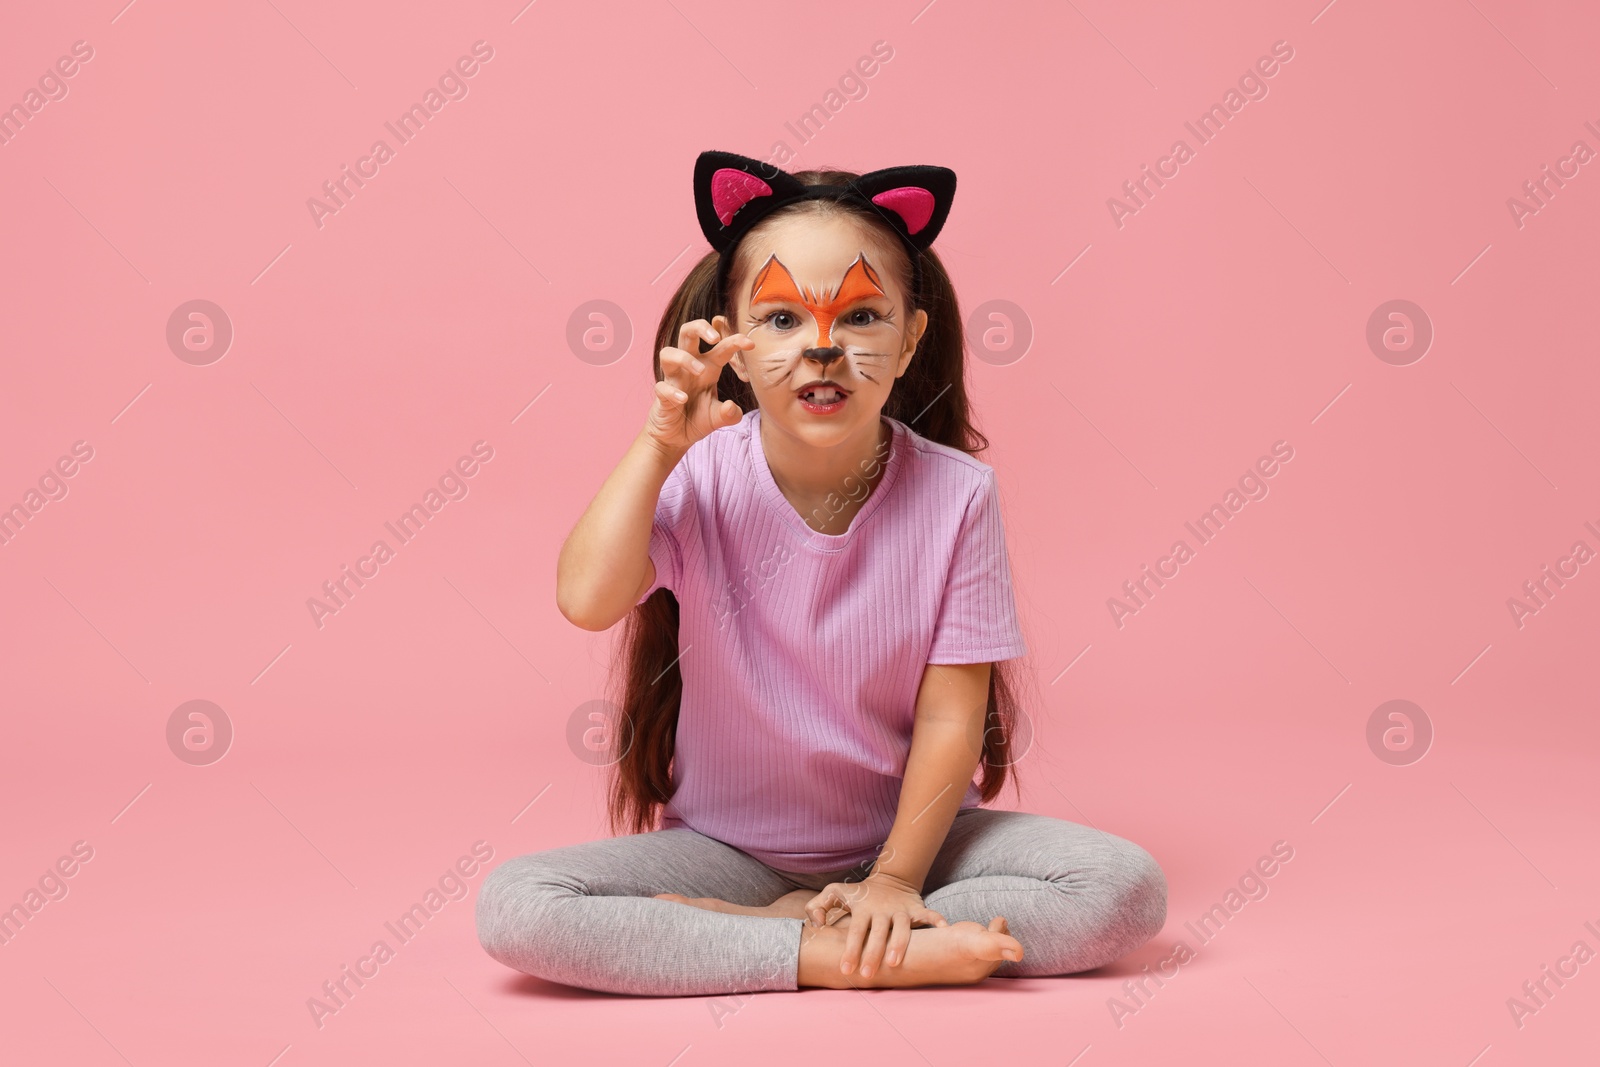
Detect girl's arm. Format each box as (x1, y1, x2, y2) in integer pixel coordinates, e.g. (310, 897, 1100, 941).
(556, 318, 752, 632)
(555, 429, 682, 631)
(806, 661, 1013, 978)
(875, 661, 993, 889)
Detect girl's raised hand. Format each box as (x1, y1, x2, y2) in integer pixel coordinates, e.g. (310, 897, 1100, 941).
(644, 316, 752, 457)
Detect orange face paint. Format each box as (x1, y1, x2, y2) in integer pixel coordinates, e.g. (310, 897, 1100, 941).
(748, 253, 888, 347)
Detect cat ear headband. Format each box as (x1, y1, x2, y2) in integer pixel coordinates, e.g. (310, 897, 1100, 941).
(693, 149, 957, 310)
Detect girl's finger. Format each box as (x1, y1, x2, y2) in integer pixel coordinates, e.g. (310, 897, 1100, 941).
(805, 888, 837, 927)
(658, 348, 704, 396)
(676, 319, 717, 356)
(885, 912, 912, 968)
(914, 907, 948, 928)
(841, 912, 871, 975)
(859, 913, 893, 978)
(662, 346, 707, 378)
(687, 336, 750, 384)
(656, 352, 689, 397)
(653, 378, 688, 405)
(704, 319, 752, 364)
(713, 398, 742, 428)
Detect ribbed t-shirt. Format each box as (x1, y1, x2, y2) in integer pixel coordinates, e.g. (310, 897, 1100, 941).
(634, 406, 1027, 872)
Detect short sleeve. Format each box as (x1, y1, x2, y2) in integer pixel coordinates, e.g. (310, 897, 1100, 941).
(635, 455, 697, 605)
(926, 470, 1028, 664)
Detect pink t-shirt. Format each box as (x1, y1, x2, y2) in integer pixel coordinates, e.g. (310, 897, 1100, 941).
(635, 406, 1028, 872)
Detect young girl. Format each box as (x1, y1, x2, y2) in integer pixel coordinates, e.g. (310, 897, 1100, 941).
(476, 150, 1167, 996)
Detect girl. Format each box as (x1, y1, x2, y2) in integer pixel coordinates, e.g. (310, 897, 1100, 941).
(476, 151, 1167, 996)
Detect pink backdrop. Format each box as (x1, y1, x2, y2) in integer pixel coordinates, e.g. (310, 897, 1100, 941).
(2, 1, 1596, 1064)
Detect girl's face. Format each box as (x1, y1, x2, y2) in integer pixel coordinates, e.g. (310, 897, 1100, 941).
(714, 211, 927, 448)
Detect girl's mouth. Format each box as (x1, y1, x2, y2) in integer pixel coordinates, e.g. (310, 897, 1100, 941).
(797, 384, 849, 414)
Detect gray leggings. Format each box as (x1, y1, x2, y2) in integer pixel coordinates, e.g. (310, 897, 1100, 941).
(476, 807, 1167, 996)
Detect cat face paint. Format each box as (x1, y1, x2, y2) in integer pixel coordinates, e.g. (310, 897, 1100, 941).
(740, 251, 904, 393)
(747, 252, 893, 349)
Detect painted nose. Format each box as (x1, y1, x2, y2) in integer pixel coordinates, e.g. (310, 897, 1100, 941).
(804, 346, 844, 368)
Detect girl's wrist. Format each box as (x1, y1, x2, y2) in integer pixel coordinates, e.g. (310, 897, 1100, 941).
(866, 867, 924, 894)
(635, 427, 686, 470)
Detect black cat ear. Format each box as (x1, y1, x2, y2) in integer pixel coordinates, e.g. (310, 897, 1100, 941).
(846, 165, 957, 252)
(693, 152, 958, 256)
(693, 151, 808, 252)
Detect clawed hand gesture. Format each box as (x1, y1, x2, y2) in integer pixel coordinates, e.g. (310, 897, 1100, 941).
(645, 315, 752, 457)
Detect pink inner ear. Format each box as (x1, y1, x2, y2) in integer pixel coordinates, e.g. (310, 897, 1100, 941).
(711, 168, 773, 226)
(870, 187, 936, 235)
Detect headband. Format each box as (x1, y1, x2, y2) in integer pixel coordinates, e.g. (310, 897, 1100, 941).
(692, 149, 958, 312)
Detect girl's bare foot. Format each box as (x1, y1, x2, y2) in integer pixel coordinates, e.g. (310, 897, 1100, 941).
(652, 888, 816, 919)
(798, 917, 1023, 989)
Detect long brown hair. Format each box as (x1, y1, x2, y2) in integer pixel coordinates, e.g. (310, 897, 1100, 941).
(606, 166, 1027, 836)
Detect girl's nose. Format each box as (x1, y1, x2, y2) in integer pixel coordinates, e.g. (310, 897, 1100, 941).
(804, 346, 844, 367)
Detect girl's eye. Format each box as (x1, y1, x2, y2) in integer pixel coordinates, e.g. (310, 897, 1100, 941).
(843, 307, 881, 328)
(758, 310, 799, 331)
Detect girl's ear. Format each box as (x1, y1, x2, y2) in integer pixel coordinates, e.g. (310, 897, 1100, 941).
(897, 308, 930, 375)
(847, 166, 957, 252)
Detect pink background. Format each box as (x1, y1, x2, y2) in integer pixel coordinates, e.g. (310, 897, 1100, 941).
(2, 1, 1596, 1064)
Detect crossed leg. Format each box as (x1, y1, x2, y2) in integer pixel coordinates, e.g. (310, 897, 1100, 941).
(652, 886, 1022, 988)
(476, 809, 1165, 996)
(918, 807, 1167, 978)
(657, 808, 1168, 982)
(477, 824, 1022, 995)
